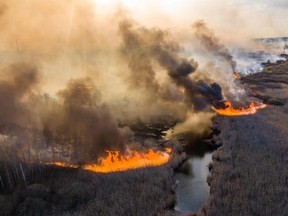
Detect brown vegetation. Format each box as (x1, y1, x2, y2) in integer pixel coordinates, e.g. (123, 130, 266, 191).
(0, 162, 177, 216)
(198, 61, 288, 216)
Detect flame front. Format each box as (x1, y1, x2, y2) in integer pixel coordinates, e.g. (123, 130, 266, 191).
(234, 72, 240, 79)
(84, 148, 171, 173)
(49, 148, 171, 173)
(213, 101, 267, 116)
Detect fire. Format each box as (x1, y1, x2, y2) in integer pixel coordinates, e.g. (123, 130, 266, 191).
(84, 148, 171, 173)
(49, 148, 172, 173)
(47, 162, 79, 169)
(213, 101, 267, 116)
(234, 72, 240, 79)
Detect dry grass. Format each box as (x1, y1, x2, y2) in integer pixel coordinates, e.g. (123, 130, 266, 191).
(200, 63, 288, 216)
(0, 163, 177, 216)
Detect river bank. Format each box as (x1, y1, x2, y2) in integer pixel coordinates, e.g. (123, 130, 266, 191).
(197, 61, 288, 216)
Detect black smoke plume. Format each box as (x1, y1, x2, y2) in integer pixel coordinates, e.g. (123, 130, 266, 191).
(0, 64, 131, 164)
(42, 77, 132, 163)
(119, 20, 226, 111)
(0, 17, 230, 166)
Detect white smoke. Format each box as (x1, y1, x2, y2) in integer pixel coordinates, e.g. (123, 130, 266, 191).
(232, 49, 286, 75)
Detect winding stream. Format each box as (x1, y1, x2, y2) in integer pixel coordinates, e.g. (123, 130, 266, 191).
(174, 141, 213, 213)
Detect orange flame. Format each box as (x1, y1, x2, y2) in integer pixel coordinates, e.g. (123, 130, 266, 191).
(84, 148, 171, 173)
(48, 161, 79, 169)
(49, 148, 172, 173)
(213, 101, 267, 116)
(234, 72, 240, 79)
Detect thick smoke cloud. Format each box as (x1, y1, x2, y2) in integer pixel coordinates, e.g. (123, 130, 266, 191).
(44, 78, 131, 163)
(0, 74, 132, 164)
(0, 62, 40, 127)
(119, 20, 226, 111)
(0, 0, 254, 165)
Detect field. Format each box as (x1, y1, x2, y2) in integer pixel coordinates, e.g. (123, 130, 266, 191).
(0, 162, 178, 216)
(199, 61, 288, 216)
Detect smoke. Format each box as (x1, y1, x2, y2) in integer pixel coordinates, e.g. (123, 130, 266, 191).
(165, 112, 214, 140)
(119, 20, 226, 112)
(0, 0, 281, 164)
(191, 20, 237, 74)
(43, 77, 131, 163)
(0, 63, 131, 163)
(117, 20, 188, 123)
(232, 50, 286, 75)
(0, 62, 40, 127)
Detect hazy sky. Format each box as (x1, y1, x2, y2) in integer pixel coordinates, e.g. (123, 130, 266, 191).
(231, 0, 288, 7)
(93, 0, 288, 39)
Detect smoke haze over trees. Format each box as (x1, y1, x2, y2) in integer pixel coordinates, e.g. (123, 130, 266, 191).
(0, 0, 282, 164)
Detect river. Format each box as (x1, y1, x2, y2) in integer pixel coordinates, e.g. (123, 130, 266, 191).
(174, 141, 213, 213)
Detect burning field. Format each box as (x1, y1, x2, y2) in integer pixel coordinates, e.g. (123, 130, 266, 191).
(213, 101, 267, 116)
(204, 61, 288, 216)
(49, 148, 172, 173)
(0, 0, 287, 216)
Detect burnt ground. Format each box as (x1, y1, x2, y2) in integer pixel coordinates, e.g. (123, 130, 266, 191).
(198, 61, 288, 216)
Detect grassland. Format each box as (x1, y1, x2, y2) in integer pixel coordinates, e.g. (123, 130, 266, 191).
(0, 162, 179, 216)
(198, 61, 288, 216)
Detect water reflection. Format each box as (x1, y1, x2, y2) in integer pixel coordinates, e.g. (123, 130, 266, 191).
(174, 141, 213, 213)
